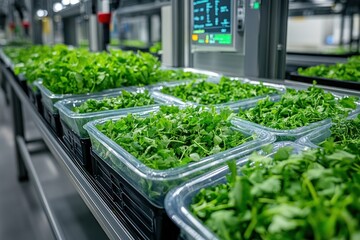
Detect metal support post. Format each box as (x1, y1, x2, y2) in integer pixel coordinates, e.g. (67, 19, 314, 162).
(171, 0, 185, 67)
(147, 15, 152, 44)
(358, 15, 360, 52)
(30, 0, 43, 44)
(349, 13, 354, 51)
(340, 12, 345, 46)
(257, 0, 289, 79)
(102, 23, 110, 50)
(63, 17, 78, 46)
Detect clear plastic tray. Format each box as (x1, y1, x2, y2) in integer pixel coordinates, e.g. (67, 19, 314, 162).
(35, 80, 136, 114)
(296, 108, 360, 148)
(33, 67, 221, 113)
(83, 111, 276, 207)
(232, 96, 360, 141)
(55, 89, 179, 138)
(295, 125, 331, 149)
(140, 68, 222, 91)
(159, 67, 221, 80)
(150, 77, 286, 110)
(34, 67, 218, 114)
(164, 142, 308, 240)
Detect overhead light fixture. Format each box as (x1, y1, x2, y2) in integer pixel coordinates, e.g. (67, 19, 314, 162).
(70, 0, 80, 4)
(62, 0, 70, 5)
(36, 9, 48, 18)
(53, 3, 63, 12)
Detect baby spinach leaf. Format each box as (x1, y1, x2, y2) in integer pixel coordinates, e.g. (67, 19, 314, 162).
(298, 55, 360, 82)
(191, 143, 360, 240)
(237, 85, 358, 130)
(7, 45, 209, 94)
(161, 77, 279, 105)
(96, 106, 252, 170)
(322, 115, 360, 155)
(73, 90, 155, 113)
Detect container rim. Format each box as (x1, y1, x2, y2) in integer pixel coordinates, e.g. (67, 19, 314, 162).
(83, 109, 276, 181)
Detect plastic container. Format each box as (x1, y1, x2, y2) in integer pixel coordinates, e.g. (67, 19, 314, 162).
(27, 84, 43, 115)
(159, 67, 221, 80)
(296, 109, 360, 148)
(35, 80, 137, 114)
(35, 67, 220, 114)
(35, 68, 220, 113)
(151, 77, 286, 110)
(84, 110, 275, 207)
(143, 67, 222, 90)
(55, 89, 176, 138)
(296, 125, 332, 149)
(91, 150, 180, 240)
(232, 117, 332, 142)
(18, 76, 28, 96)
(43, 105, 63, 137)
(36, 81, 88, 114)
(56, 89, 175, 171)
(61, 120, 92, 171)
(164, 142, 308, 240)
(232, 96, 360, 141)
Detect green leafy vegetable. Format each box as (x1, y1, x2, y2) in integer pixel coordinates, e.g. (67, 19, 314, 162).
(3, 39, 32, 47)
(298, 55, 360, 82)
(6, 45, 55, 83)
(7, 45, 208, 94)
(157, 69, 207, 81)
(321, 115, 360, 155)
(160, 77, 280, 105)
(237, 85, 358, 130)
(73, 90, 155, 113)
(39, 48, 126, 94)
(191, 144, 360, 240)
(149, 42, 162, 54)
(3, 45, 51, 66)
(96, 106, 252, 170)
(120, 39, 147, 48)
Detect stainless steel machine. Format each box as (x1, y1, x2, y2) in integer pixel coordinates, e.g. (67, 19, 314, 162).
(163, 0, 289, 79)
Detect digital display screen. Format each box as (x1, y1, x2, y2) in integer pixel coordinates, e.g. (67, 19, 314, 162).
(192, 0, 233, 46)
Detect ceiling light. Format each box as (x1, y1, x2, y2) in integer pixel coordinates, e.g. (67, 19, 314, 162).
(70, 0, 80, 4)
(53, 3, 63, 12)
(62, 0, 70, 5)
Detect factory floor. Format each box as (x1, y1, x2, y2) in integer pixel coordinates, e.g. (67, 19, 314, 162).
(0, 88, 107, 239)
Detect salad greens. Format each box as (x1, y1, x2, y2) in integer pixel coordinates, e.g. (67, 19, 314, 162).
(120, 39, 147, 48)
(73, 90, 155, 113)
(109, 49, 162, 87)
(3, 45, 51, 65)
(13, 44, 71, 83)
(191, 143, 360, 240)
(298, 55, 360, 82)
(3, 39, 32, 47)
(150, 42, 162, 54)
(160, 77, 279, 105)
(237, 85, 358, 130)
(96, 106, 252, 170)
(5, 45, 55, 82)
(321, 114, 360, 155)
(157, 69, 207, 81)
(9, 44, 208, 94)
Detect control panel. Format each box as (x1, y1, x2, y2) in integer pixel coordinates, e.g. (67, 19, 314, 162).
(191, 0, 245, 52)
